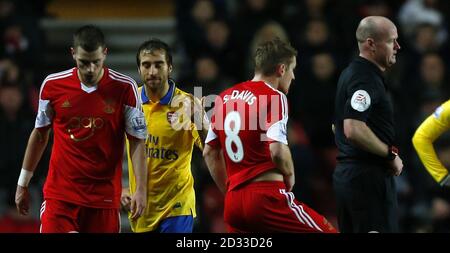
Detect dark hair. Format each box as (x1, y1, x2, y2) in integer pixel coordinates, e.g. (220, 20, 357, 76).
(254, 37, 297, 76)
(136, 38, 172, 67)
(73, 25, 106, 52)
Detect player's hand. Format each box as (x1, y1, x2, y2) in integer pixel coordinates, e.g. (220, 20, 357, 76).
(120, 187, 132, 212)
(130, 189, 146, 221)
(284, 174, 295, 192)
(15, 185, 30, 216)
(388, 155, 403, 176)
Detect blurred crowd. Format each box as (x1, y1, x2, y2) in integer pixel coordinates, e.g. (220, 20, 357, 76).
(1, 0, 450, 233)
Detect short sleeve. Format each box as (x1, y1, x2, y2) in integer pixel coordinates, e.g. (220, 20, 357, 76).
(265, 92, 288, 145)
(35, 78, 54, 128)
(205, 96, 221, 147)
(205, 115, 219, 147)
(124, 82, 147, 139)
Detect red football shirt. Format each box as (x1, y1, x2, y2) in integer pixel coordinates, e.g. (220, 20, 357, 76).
(35, 67, 147, 208)
(206, 81, 289, 191)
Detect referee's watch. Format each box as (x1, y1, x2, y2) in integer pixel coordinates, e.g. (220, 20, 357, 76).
(387, 145, 399, 161)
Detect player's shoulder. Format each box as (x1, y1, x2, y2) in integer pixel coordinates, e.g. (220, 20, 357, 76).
(440, 99, 450, 109)
(137, 85, 144, 98)
(107, 68, 138, 87)
(40, 68, 76, 93)
(218, 85, 234, 97)
(172, 87, 197, 104)
(43, 68, 75, 84)
(220, 80, 269, 95)
(260, 81, 286, 97)
(174, 86, 190, 97)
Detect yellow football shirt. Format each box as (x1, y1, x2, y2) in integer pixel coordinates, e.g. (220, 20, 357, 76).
(127, 81, 202, 232)
(413, 100, 450, 185)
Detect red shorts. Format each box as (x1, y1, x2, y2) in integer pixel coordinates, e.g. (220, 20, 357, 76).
(40, 199, 120, 233)
(224, 181, 337, 233)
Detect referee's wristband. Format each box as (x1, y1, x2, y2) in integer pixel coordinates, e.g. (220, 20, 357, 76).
(17, 168, 34, 187)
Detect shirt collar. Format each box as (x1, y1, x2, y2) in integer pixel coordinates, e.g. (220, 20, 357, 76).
(141, 79, 176, 105)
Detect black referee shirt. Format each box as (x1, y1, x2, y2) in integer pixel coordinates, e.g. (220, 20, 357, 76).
(334, 56, 395, 164)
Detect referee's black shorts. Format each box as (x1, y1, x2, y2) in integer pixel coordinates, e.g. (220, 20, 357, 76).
(333, 161, 398, 233)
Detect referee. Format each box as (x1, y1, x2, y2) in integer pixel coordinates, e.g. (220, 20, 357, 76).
(333, 16, 403, 233)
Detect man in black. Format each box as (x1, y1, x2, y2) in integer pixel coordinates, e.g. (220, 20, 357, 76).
(333, 16, 403, 233)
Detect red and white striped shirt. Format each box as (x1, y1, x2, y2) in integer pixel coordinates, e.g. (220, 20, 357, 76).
(36, 67, 146, 208)
(206, 80, 288, 191)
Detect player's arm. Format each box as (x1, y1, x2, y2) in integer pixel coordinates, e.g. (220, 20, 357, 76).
(203, 143, 227, 194)
(16, 127, 50, 215)
(128, 137, 147, 220)
(412, 105, 450, 186)
(344, 118, 402, 176)
(269, 142, 295, 192)
(123, 81, 148, 220)
(16, 79, 54, 216)
(266, 93, 295, 191)
(121, 139, 133, 212)
(203, 112, 227, 194)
